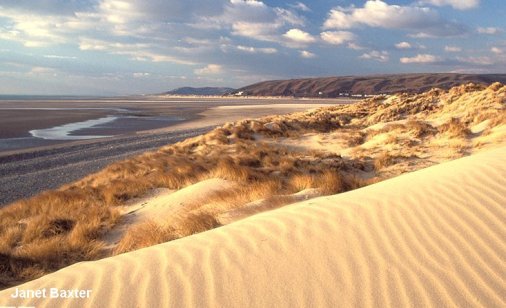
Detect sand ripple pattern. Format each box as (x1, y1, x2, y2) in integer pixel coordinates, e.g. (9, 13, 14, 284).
(1, 147, 505, 308)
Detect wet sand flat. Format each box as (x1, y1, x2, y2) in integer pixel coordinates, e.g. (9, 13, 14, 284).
(0, 109, 111, 138)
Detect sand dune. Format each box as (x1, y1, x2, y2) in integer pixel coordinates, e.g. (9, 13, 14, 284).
(1, 146, 504, 307)
(1, 83, 504, 290)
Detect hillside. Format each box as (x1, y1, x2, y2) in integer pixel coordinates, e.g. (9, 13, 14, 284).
(163, 87, 234, 96)
(235, 73, 506, 97)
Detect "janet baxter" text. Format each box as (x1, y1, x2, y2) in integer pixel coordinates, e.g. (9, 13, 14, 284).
(11, 287, 92, 299)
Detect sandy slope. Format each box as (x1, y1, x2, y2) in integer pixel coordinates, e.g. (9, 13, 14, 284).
(103, 179, 235, 249)
(1, 147, 505, 307)
(159, 103, 338, 132)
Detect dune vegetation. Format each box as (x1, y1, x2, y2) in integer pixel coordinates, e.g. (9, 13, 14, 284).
(0, 82, 505, 289)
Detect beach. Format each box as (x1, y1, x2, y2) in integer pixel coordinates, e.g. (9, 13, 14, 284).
(0, 97, 344, 206)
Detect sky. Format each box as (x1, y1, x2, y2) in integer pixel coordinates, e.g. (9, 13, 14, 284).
(0, 0, 505, 95)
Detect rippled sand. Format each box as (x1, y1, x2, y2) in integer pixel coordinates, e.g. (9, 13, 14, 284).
(1, 146, 504, 307)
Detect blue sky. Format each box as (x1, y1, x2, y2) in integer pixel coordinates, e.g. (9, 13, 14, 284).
(0, 0, 504, 95)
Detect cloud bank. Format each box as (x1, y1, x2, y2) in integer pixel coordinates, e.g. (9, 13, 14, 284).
(0, 0, 504, 94)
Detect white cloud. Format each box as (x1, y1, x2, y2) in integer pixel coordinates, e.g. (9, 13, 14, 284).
(419, 0, 480, 10)
(395, 42, 412, 49)
(347, 42, 365, 50)
(0, 0, 321, 87)
(136, 52, 196, 64)
(98, 0, 227, 25)
(30, 66, 58, 74)
(211, 1, 305, 42)
(323, 0, 467, 38)
(444, 45, 462, 52)
(0, 0, 95, 16)
(457, 56, 495, 65)
(491, 47, 503, 54)
(229, 0, 265, 8)
(283, 28, 316, 44)
(78, 38, 196, 65)
(477, 27, 502, 34)
(275, 8, 305, 26)
(78, 38, 148, 51)
(320, 31, 355, 45)
(194, 64, 223, 75)
(0, 8, 95, 47)
(300, 50, 316, 58)
(289, 2, 311, 12)
(133, 72, 151, 78)
(228, 17, 302, 42)
(0, 0, 307, 56)
(323, 10, 353, 29)
(400, 54, 442, 64)
(230, 22, 277, 40)
(183, 37, 213, 45)
(360, 50, 389, 62)
(43, 55, 78, 59)
(236, 45, 278, 54)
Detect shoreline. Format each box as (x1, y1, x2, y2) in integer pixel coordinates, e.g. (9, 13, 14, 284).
(0, 126, 213, 207)
(0, 98, 348, 153)
(0, 101, 343, 206)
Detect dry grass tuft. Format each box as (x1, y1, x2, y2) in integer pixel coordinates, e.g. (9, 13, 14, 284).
(287, 171, 344, 195)
(177, 213, 221, 237)
(288, 173, 318, 192)
(438, 118, 471, 138)
(374, 153, 402, 171)
(317, 171, 345, 195)
(114, 221, 178, 255)
(405, 120, 437, 138)
(115, 212, 221, 254)
(207, 158, 252, 182)
(373, 152, 420, 172)
(346, 131, 366, 146)
(0, 188, 120, 288)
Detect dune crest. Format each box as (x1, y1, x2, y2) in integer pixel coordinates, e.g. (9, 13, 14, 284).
(1, 146, 505, 307)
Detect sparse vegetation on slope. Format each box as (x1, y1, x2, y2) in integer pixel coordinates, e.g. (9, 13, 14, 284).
(0, 82, 505, 289)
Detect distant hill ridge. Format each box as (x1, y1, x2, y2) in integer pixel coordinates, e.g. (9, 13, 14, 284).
(234, 73, 506, 97)
(164, 87, 234, 96)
